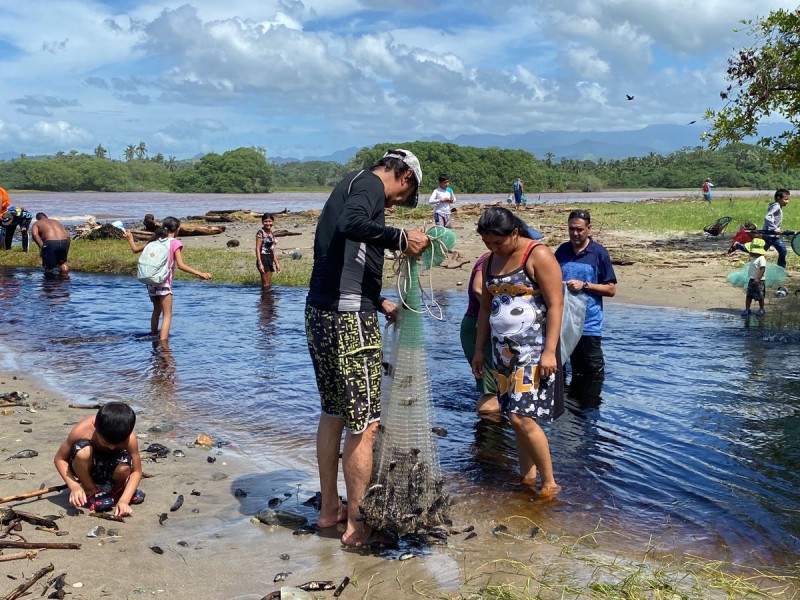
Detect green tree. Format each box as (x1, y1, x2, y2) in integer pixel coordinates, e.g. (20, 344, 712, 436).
(136, 141, 148, 160)
(124, 145, 136, 161)
(166, 156, 178, 172)
(94, 144, 107, 159)
(706, 8, 800, 167)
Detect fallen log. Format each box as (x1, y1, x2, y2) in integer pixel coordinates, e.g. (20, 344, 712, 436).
(273, 229, 302, 237)
(0, 540, 80, 550)
(0, 485, 67, 506)
(2, 562, 53, 600)
(0, 550, 38, 563)
(129, 224, 225, 241)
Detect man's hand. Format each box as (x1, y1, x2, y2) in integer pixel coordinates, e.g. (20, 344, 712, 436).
(566, 279, 584, 293)
(380, 298, 398, 325)
(403, 229, 431, 258)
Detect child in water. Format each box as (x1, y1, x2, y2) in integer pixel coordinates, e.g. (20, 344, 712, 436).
(54, 402, 144, 516)
(125, 216, 212, 340)
(255, 212, 282, 290)
(741, 238, 767, 317)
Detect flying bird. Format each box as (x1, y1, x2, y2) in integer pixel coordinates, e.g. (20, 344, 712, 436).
(687, 120, 697, 125)
(626, 94, 634, 101)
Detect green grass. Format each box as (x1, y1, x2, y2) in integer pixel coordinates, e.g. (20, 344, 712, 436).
(579, 195, 793, 235)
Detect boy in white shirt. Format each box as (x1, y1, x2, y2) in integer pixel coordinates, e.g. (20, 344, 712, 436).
(428, 174, 455, 228)
(741, 238, 767, 317)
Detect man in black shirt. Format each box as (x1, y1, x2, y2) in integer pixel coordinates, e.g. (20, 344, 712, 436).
(306, 149, 430, 547)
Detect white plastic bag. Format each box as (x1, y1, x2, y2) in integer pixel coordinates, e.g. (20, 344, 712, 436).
(560, 284, 587, 365)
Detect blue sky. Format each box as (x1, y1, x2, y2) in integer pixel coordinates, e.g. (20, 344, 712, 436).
(0, 0, 794, 160)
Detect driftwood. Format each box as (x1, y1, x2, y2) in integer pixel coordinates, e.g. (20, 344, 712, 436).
(0, 550, 38, 563)
(439, 260, 471, 270)
(75, 223, 125, 241)
(0, 540, 80, 550)
(4, 509, 59, 530)
(0, 518, 20, 539)
(273, 229, 302, 237)
(68, 403, 103, 409)
(129, 223, 226, 242)
(0, 485, 67, 506)
(2, 563, 53, 600)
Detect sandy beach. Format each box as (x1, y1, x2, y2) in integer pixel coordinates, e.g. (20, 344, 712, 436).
(2, 204, 798, 599)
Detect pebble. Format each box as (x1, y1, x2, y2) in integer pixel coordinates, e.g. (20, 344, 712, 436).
(23, 428, 32, 433)
(148, 423, 174, 433)
(19, 419, 32, 425)
(72, 583, 83, 588)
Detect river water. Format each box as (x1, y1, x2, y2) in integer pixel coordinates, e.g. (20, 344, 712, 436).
(10, 189, 778, 223)
(1, 267, 798, 569)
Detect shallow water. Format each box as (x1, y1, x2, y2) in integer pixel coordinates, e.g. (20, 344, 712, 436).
(1, 267, 798, 567)
(12, 189, 776, 223)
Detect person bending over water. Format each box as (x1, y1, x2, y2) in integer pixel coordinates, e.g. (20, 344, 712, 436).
(472, 206, 564, 496)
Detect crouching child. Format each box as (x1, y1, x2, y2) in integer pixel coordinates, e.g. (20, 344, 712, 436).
(54, 402, 144, 516)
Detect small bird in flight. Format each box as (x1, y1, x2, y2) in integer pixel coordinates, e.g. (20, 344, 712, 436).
(687, 120, 697, 125)
(626, 94, 634, 101)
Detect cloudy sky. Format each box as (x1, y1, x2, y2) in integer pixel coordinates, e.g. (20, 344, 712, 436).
(0, 0, 793, 160)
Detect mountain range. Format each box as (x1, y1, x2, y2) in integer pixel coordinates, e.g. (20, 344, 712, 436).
(270, 122, 788, 164)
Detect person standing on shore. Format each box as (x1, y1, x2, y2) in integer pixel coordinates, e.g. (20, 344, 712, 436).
(255, 212, 281, 290)
(762, 189, 791, 269)
(30, 213, 71, 274)
(513, 178, 524, 207)
(1, 206, 33, 252)
(305, 149, 430, 548)
(428, 174, 455, 228)
(702, 178, 714, 202)
(555, 209, 617, 409)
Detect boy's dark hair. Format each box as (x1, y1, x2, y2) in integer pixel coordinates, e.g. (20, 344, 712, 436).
(438, 174, 449, 183)
(261, 212, 275, 221)
(775, 188, 790, 201)
(477, 206, 536, 239)
(95, 402, 136, 444)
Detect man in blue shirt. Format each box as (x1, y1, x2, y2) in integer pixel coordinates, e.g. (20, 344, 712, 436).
(555, 209, 617, 408)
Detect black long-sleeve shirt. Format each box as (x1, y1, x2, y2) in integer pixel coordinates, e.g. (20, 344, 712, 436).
(307, 170, 403, 312)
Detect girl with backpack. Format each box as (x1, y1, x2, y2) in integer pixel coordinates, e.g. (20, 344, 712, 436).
(125, 216, 212, 340)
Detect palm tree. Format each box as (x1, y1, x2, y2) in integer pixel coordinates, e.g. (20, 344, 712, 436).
(94, 144, 107, 159)
(153, 152, 165, 164)
(124, 145, 136, 161)
(544, 152, 554, 168)
(166, 156, 178, 172)
(136, 141, 147, 160)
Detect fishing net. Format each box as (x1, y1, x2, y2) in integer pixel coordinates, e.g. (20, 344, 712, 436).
(792, 233, 800, 257)
(727, 263, 787, 289)
(360, 256, 450, 535)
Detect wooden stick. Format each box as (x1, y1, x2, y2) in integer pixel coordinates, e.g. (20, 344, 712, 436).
(0, 550, 38, 562)
(0, 518, 21, 539)
(2, 562, 53, 600)
(0, 485, 67, 505)
(0, 541, 80, 550)
(7, 509, 58, 529)
(68, 403, 103, 409)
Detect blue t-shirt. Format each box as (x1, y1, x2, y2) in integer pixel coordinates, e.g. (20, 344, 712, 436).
(555, 239, 617, 336)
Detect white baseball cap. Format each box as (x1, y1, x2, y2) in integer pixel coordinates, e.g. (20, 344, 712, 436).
(383, 149, 422, 187)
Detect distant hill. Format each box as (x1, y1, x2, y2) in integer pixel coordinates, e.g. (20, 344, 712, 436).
(270, 146, 359, 165)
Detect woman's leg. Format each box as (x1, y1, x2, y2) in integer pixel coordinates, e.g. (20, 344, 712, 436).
(159, 294, 174, 340)
(509, 412, 559, 493)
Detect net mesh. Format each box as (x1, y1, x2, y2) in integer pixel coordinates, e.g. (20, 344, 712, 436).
(360, 258, 450, 535)
(726, 263, 787, 288)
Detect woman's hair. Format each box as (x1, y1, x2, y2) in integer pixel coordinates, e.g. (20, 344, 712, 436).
(261, 212, 275, 221)
(151, 216, 181, 241)
(477, 206, 535, 239)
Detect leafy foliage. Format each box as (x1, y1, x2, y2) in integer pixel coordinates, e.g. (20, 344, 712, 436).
(170, 147, 272, 193)
(706, 9, 800, 167)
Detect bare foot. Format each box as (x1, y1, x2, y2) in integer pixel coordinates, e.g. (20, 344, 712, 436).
(341, 528, 397, 548)
(538, 484, 562, 498)
(316, 503, 347, 528)
(520, 475, 538, 488)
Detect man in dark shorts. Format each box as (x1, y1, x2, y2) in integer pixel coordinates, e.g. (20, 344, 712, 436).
(31, 213, 71, 274)
(305, 149, 430, 548)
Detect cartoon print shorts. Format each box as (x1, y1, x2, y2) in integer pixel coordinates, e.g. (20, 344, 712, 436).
(305, 303, 382, 433)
